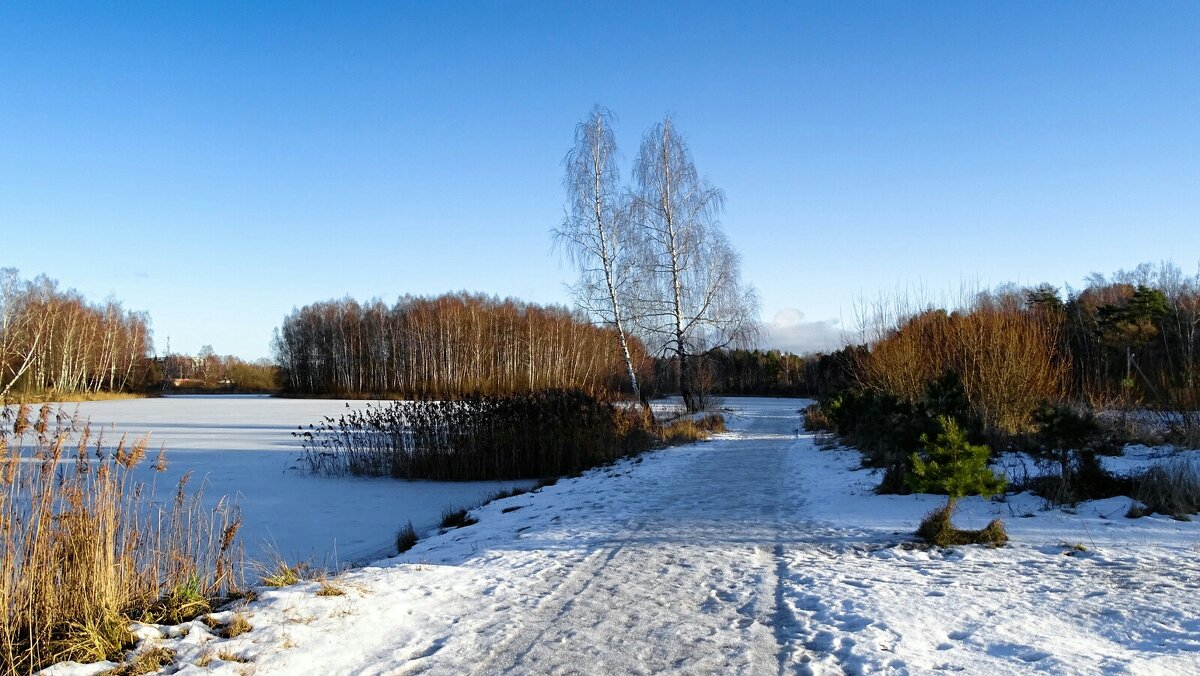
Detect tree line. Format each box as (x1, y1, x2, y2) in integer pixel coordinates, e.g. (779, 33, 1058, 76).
(0, 269, 150, 399)
(272, 293, 649, 397)
(148, 346, 277, 393)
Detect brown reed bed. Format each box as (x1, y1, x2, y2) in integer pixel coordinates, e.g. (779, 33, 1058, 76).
(0, 404, 242, 675)
(297, 390, 724, 481)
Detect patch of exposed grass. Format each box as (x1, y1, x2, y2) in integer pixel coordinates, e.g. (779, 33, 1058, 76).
(102, 646, 176, 676)
(1059, 541, 1088, 554)
(394, 521, 418, 554)
(658, 414, 726, 444)
(58, 611, 133, 666)
(488, 486, 529, 501)
(316, 582, 345, 597)
(147, 575, 212, 625)
(916, 504, 1008, 548)
(439, 507, 478, 530)
(1131, 457, 1200, 520)
(224, 613, 253, 638)
(261, 562, 305, 588)
(218, 650, 250, 663)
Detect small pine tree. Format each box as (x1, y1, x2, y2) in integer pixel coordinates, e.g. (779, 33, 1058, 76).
(908, 416, 1008, 546)
(1032, 402, 1100, 502)
(908, 416, 1006, 501)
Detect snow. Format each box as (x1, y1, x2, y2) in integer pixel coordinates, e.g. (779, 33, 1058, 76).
(42, 397, 1200, 674)
(33, 396, 533, 566)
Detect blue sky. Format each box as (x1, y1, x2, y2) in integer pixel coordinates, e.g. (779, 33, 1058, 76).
(2, 1, 1197, 359)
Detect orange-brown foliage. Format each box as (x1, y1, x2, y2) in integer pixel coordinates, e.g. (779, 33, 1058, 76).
(858, 298, 1069, 436)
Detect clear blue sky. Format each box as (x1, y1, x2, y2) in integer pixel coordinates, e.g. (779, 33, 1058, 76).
(3, 1, 1197, 359)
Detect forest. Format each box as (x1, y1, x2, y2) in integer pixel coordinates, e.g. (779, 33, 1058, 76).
(272, 293, 645, 397)
(0, 269, 150, 399)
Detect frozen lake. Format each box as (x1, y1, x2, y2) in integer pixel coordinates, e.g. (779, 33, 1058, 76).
(36, 396, 532, 568)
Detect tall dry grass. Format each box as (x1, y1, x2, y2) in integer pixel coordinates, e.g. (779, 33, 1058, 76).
(857, 293, 1069, 436)
(0, 404, 242, 674)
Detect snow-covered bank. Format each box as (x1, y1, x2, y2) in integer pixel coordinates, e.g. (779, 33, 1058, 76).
(35, 397, 532, 565)
(47, 397, 1200, 674)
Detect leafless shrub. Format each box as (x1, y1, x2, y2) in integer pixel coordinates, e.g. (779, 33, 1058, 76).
(1132, 457, 1200, 519)
(856, 292, 1068, 436)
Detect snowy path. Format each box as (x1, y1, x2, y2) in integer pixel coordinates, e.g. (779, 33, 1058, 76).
(439, 403, 797, 674)
(57, 397, 1200, 675)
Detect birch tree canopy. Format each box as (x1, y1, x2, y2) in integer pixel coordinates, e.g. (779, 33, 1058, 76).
(554, 106, 644, 400)
(630, 117, 760, 411)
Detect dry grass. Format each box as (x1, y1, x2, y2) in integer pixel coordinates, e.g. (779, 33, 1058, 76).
(223, 613, 253, 638)
(916, 502, 1008, 547)
(261, 562, 305, 588)
(659, 414, 726, 444)
(101, 646, 176, 676)
(315, 582, 345, 597)
(439, 507, 478, 530)
(0, 404, 242, 675)
(5, 391, 148, 405)
(218, 650, 250, 663)
(1131, 457, 1200, 520)
(394, 521, 418, 554)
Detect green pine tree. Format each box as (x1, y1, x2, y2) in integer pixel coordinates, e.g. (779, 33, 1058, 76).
(908, 416, 1008, 546)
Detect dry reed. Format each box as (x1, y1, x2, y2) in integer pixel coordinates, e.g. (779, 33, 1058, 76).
(299, 391, 722, 482)
(0, 404, 242, 674)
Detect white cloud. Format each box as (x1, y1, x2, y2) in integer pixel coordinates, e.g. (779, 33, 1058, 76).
(762, 308, 845, 355)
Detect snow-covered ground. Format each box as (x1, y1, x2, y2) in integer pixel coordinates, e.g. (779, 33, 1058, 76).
(47, 397, 1200, 675)
(34, 396, 532, 566)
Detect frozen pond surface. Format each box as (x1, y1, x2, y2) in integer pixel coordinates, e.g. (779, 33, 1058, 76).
(46, 396, 532, 567)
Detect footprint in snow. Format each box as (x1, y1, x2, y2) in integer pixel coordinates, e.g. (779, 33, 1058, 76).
(406, 637, 447, 661)
(986, 642, 1052, 663)
(836, 614, 873, 632)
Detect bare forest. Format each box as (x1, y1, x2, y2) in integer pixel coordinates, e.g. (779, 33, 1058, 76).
(0, 269, 150, 400)
(272, 293, 650, 398)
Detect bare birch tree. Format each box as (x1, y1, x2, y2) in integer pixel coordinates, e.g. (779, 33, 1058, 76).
(630, 117, 760, 411)
(0, 268, 42, 400)
(554, 106, 643, 400)
(0, 269, 150, 400)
